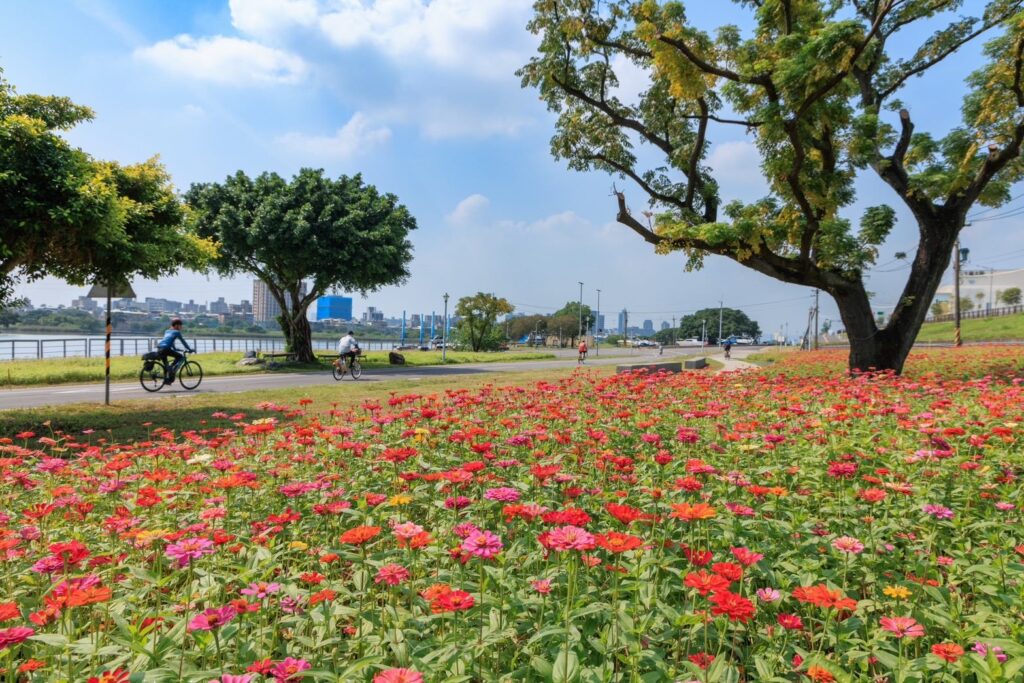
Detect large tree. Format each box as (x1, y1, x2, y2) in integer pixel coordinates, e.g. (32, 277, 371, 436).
(455, 292, 515, 351)
(552, 301, 596, 343)
(521, 0, 1024, 373)
(678, 307, 761, 344)
(186, 170, 416, 362)
(0, 70, 203, 305)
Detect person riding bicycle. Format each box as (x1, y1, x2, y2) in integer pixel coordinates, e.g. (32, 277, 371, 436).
(157, 318, 194, 381)
(336, 330, 360, 374)
(577, 339, 588, 364)
(723, 339, 733, 359)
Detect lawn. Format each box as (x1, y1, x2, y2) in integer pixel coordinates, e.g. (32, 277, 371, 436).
(0, 347, 1020, 682)
(0, 349, 555, 388)
(915, 312, 1024, 343)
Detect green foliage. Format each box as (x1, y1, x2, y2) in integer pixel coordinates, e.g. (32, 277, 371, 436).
(999, 286, 1022, 304)
(454, 292, 514, 351)
(0, 69, 208, 305)
(552, 301, 596, 340)
(677, 307, 760, 343)
(185, 169, 416, 361)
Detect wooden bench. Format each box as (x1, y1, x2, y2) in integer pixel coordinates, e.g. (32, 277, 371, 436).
(259, 352, 297, 362)
(615, 361, 683, 374)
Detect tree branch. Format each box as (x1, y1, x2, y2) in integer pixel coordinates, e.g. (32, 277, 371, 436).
(591, 154, 689, 212)
(956, 118, 1024, 209)
(552, 74, 675, 157)
(656, 35, 751, 84)
(684, 98, 709, 209)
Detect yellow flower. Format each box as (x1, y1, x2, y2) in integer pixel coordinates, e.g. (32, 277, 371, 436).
(289, 541, 308, 551)
(388, 494, 413, 506)
(883, 585, 911, 600)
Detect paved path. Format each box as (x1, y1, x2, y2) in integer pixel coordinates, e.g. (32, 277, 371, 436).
(0, 347, 722, 411)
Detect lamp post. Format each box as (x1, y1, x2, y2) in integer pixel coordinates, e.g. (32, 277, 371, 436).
(577, 281, 584, 341)
(701, 319, 706, 349)
(595, 288, 601, 356)
(718, 300, 724, 346)
(442, 293, 449, 362)
(954, 240, 962, 347)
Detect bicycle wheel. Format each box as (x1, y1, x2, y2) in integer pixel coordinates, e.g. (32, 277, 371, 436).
(178, 361, 203, 390)
(332, 362, 345, 381)
(139, 363, 166, 392)
(349, 360, 362, 379)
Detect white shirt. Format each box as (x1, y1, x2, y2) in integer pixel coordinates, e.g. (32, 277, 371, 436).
(337, 334, 357, 353)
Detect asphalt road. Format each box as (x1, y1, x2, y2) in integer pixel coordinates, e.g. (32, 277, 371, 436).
(0, 347, 717, 411)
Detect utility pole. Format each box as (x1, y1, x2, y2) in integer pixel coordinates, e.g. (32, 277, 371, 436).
(701, 319, 706, 348)
(718, 300, 723, 345)
(595, 288, 601, 356)
(577, 281, 584, 342)
(671, 316, 676, 344)
(442, 294, 449, 362)
(813, 290, 820, 350)
(953, 240, 962, 347)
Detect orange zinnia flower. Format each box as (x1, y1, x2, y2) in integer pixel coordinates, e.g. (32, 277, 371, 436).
(595, 531, 644, 553)
(791, 584, 857, 611)
(339, 525, 382, 545)
(670, 502, 717, 522)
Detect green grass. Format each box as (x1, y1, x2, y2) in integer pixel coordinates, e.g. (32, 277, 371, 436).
(914, 312, 1024, 342)
(0, 364, 602, 442)
(743, 348, 798, 366)
(0, 349, 556, 387)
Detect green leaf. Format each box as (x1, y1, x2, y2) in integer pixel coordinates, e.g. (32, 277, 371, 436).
(552, 648, 581, 683)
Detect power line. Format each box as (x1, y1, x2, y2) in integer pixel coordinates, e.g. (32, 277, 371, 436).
(968, 191, 1024, 219)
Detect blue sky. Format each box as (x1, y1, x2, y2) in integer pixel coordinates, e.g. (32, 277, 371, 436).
(3, 0, 1022, 338)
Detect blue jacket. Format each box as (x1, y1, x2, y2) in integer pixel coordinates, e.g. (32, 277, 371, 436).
(158, 328, 193, 352)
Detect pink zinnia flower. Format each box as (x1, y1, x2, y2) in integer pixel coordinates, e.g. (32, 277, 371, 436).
(208, 676, 255, 683)
(391, 521, 424, 541)
(0, 626, 34, 650)
(484, 487, 521, 502)
(374, 564, 411, 586)
(269, 657, 311, 682)
(756, 587, 780, 602)
(165, 537, 214, 567)
(879, 616, 925, 638)
(545, 525, 596, 552)
(973, 642, 1007, 662)
(461, 530, 503, 559)
(240, 582, 281, 599)
(995, 502, 1015, 511)
(922, 504, 954, 520)
(188, 605, 237, 632)
(373, 668, 424, 683)
(832, 536, 865, 554)
(532, 579, 552, 594)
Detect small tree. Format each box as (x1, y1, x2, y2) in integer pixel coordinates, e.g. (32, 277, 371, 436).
(455, 293, 514, 351)
(930, 300, 949, 317)
(1, 70, 207, 305)
(508, 314, 548, 342)
(1000, 286, 1022, 304)
(678, 308, 760, 344)
(960, 297, 975, 312)
(552, 301, 596, 343)
(521, 1, 1024, 373)
(187, 170, 416, 362)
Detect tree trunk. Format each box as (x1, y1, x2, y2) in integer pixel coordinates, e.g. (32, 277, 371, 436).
(286, 314, 315, 363)
(830, 216, 960, 375)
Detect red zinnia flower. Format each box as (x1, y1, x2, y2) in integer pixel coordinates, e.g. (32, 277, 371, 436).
(339, 525, 381, 545)
(684, 570, 731, 596)
(707, 590, 756, 622)
(595, 531, 644, 553)
(931, 642, 964, 662)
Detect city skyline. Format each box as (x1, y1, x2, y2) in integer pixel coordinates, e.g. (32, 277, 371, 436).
(3, 1, 1023, 339)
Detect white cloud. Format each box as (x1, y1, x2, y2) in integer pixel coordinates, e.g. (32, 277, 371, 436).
(610, 53, 649, 107)
(446, 194, 490, 227)
(229, 0, 318, 40)
(707, 140, 768, 203)
(134, 35, 307, 85)
(276, 112, 391, 159)
(318, 0, 534, 80)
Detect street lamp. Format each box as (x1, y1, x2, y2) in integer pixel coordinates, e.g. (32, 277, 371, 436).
(577, 281, 584, 341)
(442, 293, 449, 362)
(595, 288, 601, 357)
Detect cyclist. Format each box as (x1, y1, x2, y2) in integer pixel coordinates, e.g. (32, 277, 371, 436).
(577, 339, 588, 364)
(723, 339, 733, 360)
(336, 330, 360, 375)
(157, 318, 195, 382)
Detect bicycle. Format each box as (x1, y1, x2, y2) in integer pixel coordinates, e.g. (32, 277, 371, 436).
(332, 353, 362, 380)
(139, 352, 203, 392)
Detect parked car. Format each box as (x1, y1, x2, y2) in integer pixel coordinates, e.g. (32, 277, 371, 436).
(677, 338, 703, 347)
(634, 339, 657, 347)
(735, 336, 756, 345)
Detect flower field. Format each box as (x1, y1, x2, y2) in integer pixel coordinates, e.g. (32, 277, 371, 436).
(1, 347, 1022, 682)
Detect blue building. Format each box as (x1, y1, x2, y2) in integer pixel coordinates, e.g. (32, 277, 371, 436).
(316, 296, 353, 321)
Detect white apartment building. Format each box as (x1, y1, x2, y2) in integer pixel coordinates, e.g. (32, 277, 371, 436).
(935, 268, 1024, 309)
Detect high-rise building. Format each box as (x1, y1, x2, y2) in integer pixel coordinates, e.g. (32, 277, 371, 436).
(660, 321, 670, 330)
(316, 296, 353, 321)
(362, 306, 385, 323)
(253, 280, 306, 324)
(208, 297, 229, 314)
(617, 310, 628, 335)
(642, 320, 654, 335)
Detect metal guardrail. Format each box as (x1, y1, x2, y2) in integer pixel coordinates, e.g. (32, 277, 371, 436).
(926, 304, 1023, 323)
(0, 336, 397, 361)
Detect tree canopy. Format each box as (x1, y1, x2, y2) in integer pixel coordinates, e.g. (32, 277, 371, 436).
(455, 292, 515, 351)
(521, 0, 1024, 372)
(186, 169, 416, 362)
(0, 70, 207, 307)
(999, 286, 1022, 304)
